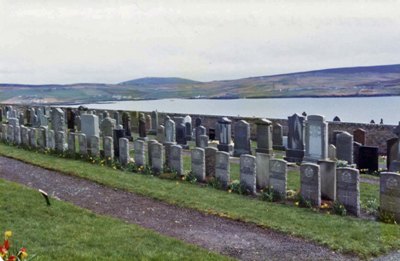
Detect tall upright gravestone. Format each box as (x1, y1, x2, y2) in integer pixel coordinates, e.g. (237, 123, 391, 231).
(336, 132, 353, 164)
(272, 123, 285, 151)
(269, 159, 287, 199)
(255, 119, 272, 155)
(300, 163, 321, 207)
(380, 172, 400, 223)
(337, 168, 360, 216)
(217, 117, 233, 155)
(303, 115, 328, 163)
(233, 120, 251, 157)
(285, 113, 305, 163)
(240, 154, 256, 195)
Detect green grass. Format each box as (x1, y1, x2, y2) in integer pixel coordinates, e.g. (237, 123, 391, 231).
(0, 179, 229, 261)
(1, 143, 400, 258)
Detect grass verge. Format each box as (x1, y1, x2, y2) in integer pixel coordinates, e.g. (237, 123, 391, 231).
(0, 143, 399, 258)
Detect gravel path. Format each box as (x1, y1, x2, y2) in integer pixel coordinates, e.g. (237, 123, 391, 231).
(0, 156, 359, 261)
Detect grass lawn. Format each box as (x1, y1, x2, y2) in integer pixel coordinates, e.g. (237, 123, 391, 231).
(0, 143, 399, 259)
(0, 179, 229, 261)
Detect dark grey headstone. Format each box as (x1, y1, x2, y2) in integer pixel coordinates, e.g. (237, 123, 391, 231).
(233, 120, 251, 157)
(358, 146, 378, 172)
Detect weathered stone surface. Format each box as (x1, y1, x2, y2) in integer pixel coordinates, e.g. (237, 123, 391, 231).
(103, 136, 114, 162)
(336, 132, 353, 164)
(81, 114, 100, 138)
(170, 145, 183, 175)
(21, 126, 29, 146)
(147, 140, 157, 166)
(55, 131, 65, 152)
(157, 125, 165, 143)
(29, 128, 37, 148)
(192, 148, 205, 182)
(285, 113, 305, 163)
(14, 126, 21, 145)
(240, 154, 256, 194)
(205, 147, 218, 177)
(300, 163, 321, 207)
(198, 135, 209, 148)
(318, 160, 336, 201)
(7, 125, 14, 143)
(164, 116, 176, 143)
(195, 126, 206, 147)
(255, 119, 273, 155)
(337, 167, 360, 216)
(78, 133, 87, 155)
(380, 172, 400, 223)
(119, 138, 130, 166)
(234, 120, 251, 157)
(328, 144, 337, 161)
(304, 115, 328, 162)
(353, 128, 366, 145)
(37, 126, 47, 148)
(256, 153, 270, 189)
(133, 140, 145, 167)
(216, 151, 230, 189)
(151, 142, 164, 174)
(272, 123, 285, 150)
(113, 129, 125, 157)
(150, 111, 158, 134)
(269, 159, 287, 199)
(1, 124, 7, 142)
(47, 130, 55, 149)
(217, 117, 233, 155)
(184, 115, 192, 141)
(89, 136, 100, 157)
(122, 113, 132, 139)
(68, 132, 76, 153)
(138, 113, 147, 140)
(51, 108, 65, 133)
(100, 117, 116, 138)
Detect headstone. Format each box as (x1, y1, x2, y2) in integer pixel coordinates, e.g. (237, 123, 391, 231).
(240, 154, 256, 194)
(103, 136, 114, 162)
(198, 135, 209, 148)
(133, 140, 145, 167)
(119, 138, 130, 166)
(122, 113, 132, 139)
(387, 137, 398, 170)
(157, 125, 165, 143)
(337, 167, 360, 216)
(75, 115, 81, 131)
(304, 115, 328, 162)
(37, 126, 48, 148)
(353, 128, 366, 145)
(81, 114, 100, 139)
(269, 159, 287, 199)
(217, 117, 233, 155)
(29, 128, 37, 148)
(318, 160, 336, 201)
(149, 111, 158, 135)
(138, 113, 147, 140)
(184, 115, 192, 141)
(89, 136, 100, 157)
(170, 145, 183, 175)
(272, 123, 285, 150)
(358, 146, 379, 172)
(147, 140, 158, 166)
(353, 142, 361, 165)
(18, 112, 24, 126)
(51, 108, 65, 133)
(66, 109, 75, 130)
(175, 117, 187, 148)
(233, 120, 251, 157)
(336, 132, 354, 164)
(0, 124, 6, 141)
(205, 147, 218, 177)
(7, 125, 14, 143)
(195, 126, 206, 147)
(215, 151, 230, 189)
(192, 148, 205, 182)
(209, 128, 216, 140)
(55, 131, 65, 152)
(285, 113, 305, 163)
(47, 130, 55, 150)
(113, 111, 120, 126)
(255, 119, 273, 155)
(14, 126, 21, 145)
(380, 172, 400, 223)
(164, 116, 176, 143)
(145, 115, 152, 133)
(68, 132, 76, 153)
(151, 142, 164, 174)
(300, 163, 321, 207)
(256, 153, 271, 189)
(100, 116, 116, 138)
(21, 126, 29, 146)
(195, 117, 202, 127)
(78, 133, 87, 156)
(113, 129, 125, 157)
(328, 144, 337, 161)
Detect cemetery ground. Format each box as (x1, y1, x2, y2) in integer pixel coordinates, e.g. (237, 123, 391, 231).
(1, 142, 400, 260)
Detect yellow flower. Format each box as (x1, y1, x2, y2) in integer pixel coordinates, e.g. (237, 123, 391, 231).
(228, 189, 232, 193)
(295, 202, 299, 206)
(21, 251, 28, 259)
(4, 230, 12, 239)
(113, 166, 117, 169)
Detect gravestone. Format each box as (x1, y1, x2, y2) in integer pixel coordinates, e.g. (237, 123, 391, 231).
(7, 125, 14, 143)
(121, 113, 132, 139)
(100, 116, 116, 138)
(130, 111, 139, 132)
(170, 145, 183, 175)
(138, 113, 147, 140)
(380, 172, 400, 223)
(240, 154, 256, 194)
(358, 146, 378, 172)
(304, 115, 328, 163)
(256, 153, 270, 189)
(205, 147, 218, 177)
(272, 123, 285, 150)
(147, 140, 158, 166)
(175, 117, 188, 148)
(217, 117, 233, 155)
(387, 137, 398, 170)
(47, 130, 55, 150)
(164, 116, 176, 144)
(14, 126, 21, 145)
(195, 117, 202, 127)
(0, 124, 6, 141)
(77, 133, 87, 156)
(119, 138, 130, 166)
(336, 132, 353, 164)
(318, 160, 336, 201)
(18, 112, 24, 126)
(215, 151, 230, 189)
(151, 142, 164, 174)
(133, 140, 145, 167)
(233, 120, 251, 157)
(353, 128, 366, 145)
(29, 128, 37, 148)
(113, 129, 125, 157)
(331, 130, 344, 146)
(66, 109, 75, 130)
(113, 111, 120, 126)
(75, 115, 81, 131)
(195, 125, 206, 147)
(20, 126, 29, 146)
(51, 108, 65, 133)
(269, 159, 287, 199)
(192, 148, 205, 182)
(145, 114, 152, 133)
(285, 113, 305, 163)
(81, 114, 100, 140)
(68, 132, 76, 153)
(209, 128, 216, 140)
(149, 111, 158, 135)
(55, 131, 65, 152)
(337, 167, 360, 216)
(103, 136, 114, 162)
(184, 115, 192, 141)
(157, 125, 165, 143)
(300, 163, 321, 207)
(89, 136, 100, 157)
(328, 144, 337, 161)
(198, 135, 209, 148)
(255, 119, 273, 155)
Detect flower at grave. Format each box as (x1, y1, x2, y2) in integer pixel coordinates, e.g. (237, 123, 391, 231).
(0, 231, 30, 261)
(7, 255, 16, 261)
(4, 232, 11, 240)
(295, 202, 299, 206)
(228, 189, 232, 193)
(18, 248, 28, 260)
(321, 203, 329, 209)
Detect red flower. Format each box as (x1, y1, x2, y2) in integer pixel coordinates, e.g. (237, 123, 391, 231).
(4, 240, 9, 250)
(7, 255, 16, 261)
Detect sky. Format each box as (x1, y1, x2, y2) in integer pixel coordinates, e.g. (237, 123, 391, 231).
(1, 0, 400, 84)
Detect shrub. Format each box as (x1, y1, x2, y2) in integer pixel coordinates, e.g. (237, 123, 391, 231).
(379, 210, 397, 224)
(261, 186, 282, 202)
(332, 201, 347, 216)
(362, 199, 379, 216)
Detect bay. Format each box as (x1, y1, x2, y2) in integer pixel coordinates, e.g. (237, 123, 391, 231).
(78, 96, 400, 125)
